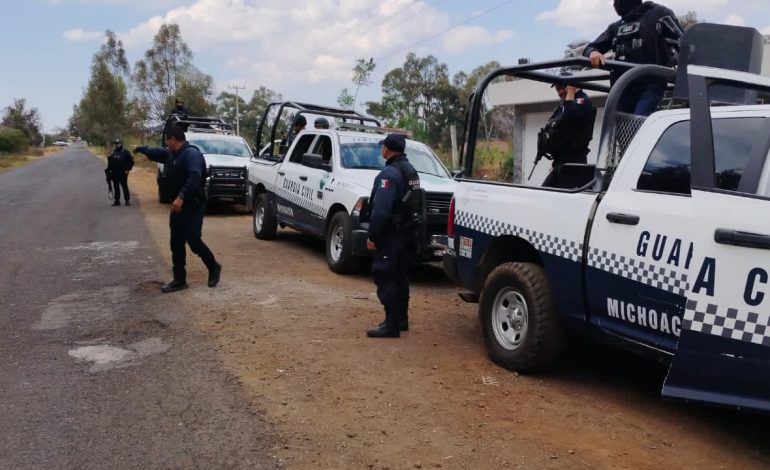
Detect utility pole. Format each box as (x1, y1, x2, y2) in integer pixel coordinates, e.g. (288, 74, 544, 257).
(228, 84, 246, 135)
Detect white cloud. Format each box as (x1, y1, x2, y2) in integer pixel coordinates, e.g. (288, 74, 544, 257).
(724, 15, 745, 26)
(116, 0, 513, 90)
(62, 28, 103, 42)
(443, 27, 516, 54)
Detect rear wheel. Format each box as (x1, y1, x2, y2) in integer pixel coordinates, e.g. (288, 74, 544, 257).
(326, 211, 361, 274)
(479, 262, 562, 373)
(253, 193, 277, 240)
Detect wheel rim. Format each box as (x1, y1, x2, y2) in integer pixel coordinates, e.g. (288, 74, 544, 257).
(254, 203, 264, 233)
(329, 223, 344, 263)
(491, 288, 529, 351)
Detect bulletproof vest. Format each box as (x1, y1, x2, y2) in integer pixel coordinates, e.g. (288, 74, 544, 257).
(390, 159, 424, 231)
(613, 20, 645, 63)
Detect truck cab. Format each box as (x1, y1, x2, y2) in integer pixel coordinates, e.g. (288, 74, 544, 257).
(248, 102, 456, 273)
(444, 25, 770, 412)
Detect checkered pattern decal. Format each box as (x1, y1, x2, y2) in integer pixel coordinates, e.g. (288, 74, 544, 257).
(455, 211, 689, 296)
(684, 300, 770, 347)
(587, 248, 690, 297)
(271, 181, 327, 218)
(455, 211, 582, 262)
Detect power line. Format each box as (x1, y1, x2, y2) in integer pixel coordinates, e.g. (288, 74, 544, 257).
(376, 0, 517, 62)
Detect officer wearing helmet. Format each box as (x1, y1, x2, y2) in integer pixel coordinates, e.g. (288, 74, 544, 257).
(365, 134, 422, 338)
(583, 0, 682, 116)
(314, 117, 330, 129)
(105, 139, 134, 206)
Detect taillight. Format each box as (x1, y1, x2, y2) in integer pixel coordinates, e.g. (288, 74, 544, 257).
(447, 196, 455, 239)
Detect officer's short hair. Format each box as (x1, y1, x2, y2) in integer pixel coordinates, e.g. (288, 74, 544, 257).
(166, 125, 187, 142)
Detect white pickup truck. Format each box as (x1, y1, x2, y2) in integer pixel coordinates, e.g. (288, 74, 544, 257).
(443, 44, 770, 411)
(247, 106, 456, 274)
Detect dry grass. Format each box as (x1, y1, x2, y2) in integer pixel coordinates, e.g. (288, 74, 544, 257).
(0, 147, 60, 173)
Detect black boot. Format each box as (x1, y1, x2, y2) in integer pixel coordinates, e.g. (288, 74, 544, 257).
(378, 318, 409, 331)
(367, 324, 400, 338)
(161, 279, 188, 293)
(125, 200, 131, 206)
(112, 201, 121, 206)
(208, 262, 222, 288)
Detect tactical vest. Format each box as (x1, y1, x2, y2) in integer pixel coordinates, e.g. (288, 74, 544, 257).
(613, 20, 645, 63)
(390, 159, 424, 232)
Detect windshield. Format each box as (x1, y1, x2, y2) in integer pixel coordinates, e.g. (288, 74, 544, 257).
(189, 138, 252, 158)
(340, 142, 449, 178)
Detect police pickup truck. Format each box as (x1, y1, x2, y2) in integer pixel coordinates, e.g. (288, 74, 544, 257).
(157, 116, 251, 206)
(247, 102, 456, 273)
(443, 26, 770, 411)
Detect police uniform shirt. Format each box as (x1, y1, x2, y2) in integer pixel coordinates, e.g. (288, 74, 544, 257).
(546, 90, 595, 164)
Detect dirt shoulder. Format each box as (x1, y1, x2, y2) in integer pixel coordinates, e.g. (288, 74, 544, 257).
(128, 163, 770, 469)
(0, 146, 61, 173)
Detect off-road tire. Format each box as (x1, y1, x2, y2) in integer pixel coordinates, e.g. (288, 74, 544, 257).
(325, 211, 361, 274)
(479, 262, 562, 373)
(253, 193, 277, 240)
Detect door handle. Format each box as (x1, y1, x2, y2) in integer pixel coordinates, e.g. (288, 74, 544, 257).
(715, 229, 770, 250)
(606, 213, 640, 225)
(299, 176, 308, 181)
(278, 171, 285, 176)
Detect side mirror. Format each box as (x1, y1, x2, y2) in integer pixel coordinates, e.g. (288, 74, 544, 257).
(452, 169, 465, 178)
(302, 153, 332, 171)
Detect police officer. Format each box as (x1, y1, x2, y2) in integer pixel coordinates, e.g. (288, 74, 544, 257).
(583, 0, 682, 116)
(539, 75, 596, 187)
(106, 139, 134, 206)
(314, 117, 330, 129)
(365, 134, 421, 338)
(134, 125, 222, 293)
(169, 98, 190, 118)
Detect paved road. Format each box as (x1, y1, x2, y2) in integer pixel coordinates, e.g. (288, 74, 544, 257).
(0, 145, 277, 469)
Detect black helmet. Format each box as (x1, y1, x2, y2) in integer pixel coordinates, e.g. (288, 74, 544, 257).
(314, 117, 330, 129)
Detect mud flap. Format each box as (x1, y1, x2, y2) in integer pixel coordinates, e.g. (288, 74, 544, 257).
(663, 306, 770, 412)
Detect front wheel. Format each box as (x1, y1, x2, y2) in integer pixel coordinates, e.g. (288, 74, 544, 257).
(326, 211, 362, 274)
(253, 193, 277, 240)
(479, 262, 562, 373)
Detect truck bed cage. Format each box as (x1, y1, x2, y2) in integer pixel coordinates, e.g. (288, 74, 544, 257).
(165, 115, 235, 135)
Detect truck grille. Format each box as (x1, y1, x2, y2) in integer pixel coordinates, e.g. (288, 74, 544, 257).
(425, 192, 452, 216)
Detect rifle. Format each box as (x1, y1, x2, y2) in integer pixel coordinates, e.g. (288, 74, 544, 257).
(104, 168, 114, 200)
(529, 128, 551, 181)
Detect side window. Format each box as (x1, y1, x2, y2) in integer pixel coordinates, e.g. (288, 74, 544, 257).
(637, 121, 691, 194)
(637, 118, 766, 195)
(311, 135, 333, 166)
(288, 134, 316, 164)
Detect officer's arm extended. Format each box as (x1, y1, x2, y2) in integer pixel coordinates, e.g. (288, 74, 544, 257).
(367, 170, 399, 243)
(134, 146, 169, 164)
(178, 150, 204, 200)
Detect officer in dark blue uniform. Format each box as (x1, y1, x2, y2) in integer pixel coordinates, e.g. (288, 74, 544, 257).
(540, 77, 596, 186)
(106, 139, 134, 206)
(134, 125, 222, 293)
(366, 134, 421, 338)
(583, 0, 682, 116)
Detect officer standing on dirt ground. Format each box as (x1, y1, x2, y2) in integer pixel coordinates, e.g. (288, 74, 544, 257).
(583, 0, 682, 116)
(106, 139, 134, 206)
(134, 125, 222, 293)
(365, 134, 421, 338)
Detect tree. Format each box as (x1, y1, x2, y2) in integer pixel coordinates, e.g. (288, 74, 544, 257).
(678, 11, 700, 31)
(337, 88, 355, 110)
(74, 54, 129, 145)
(352, 58, 376, 110)
(247, 86, 282, 147)
(100, 30, 130, 79)
(132, 24, 214, 125)
(366, 53, 460, 148)
(2, 98, 43, 146)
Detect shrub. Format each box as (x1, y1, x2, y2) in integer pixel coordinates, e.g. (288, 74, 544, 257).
(0, 127, 27, 153)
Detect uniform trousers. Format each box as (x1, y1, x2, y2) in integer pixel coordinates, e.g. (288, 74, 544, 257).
(110, 173, 130, 203)
(169, 201, 217, 282)
(372, 233, 414, 331)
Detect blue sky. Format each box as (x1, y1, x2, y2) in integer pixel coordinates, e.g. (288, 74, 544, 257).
(1, 0, 769, 132)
